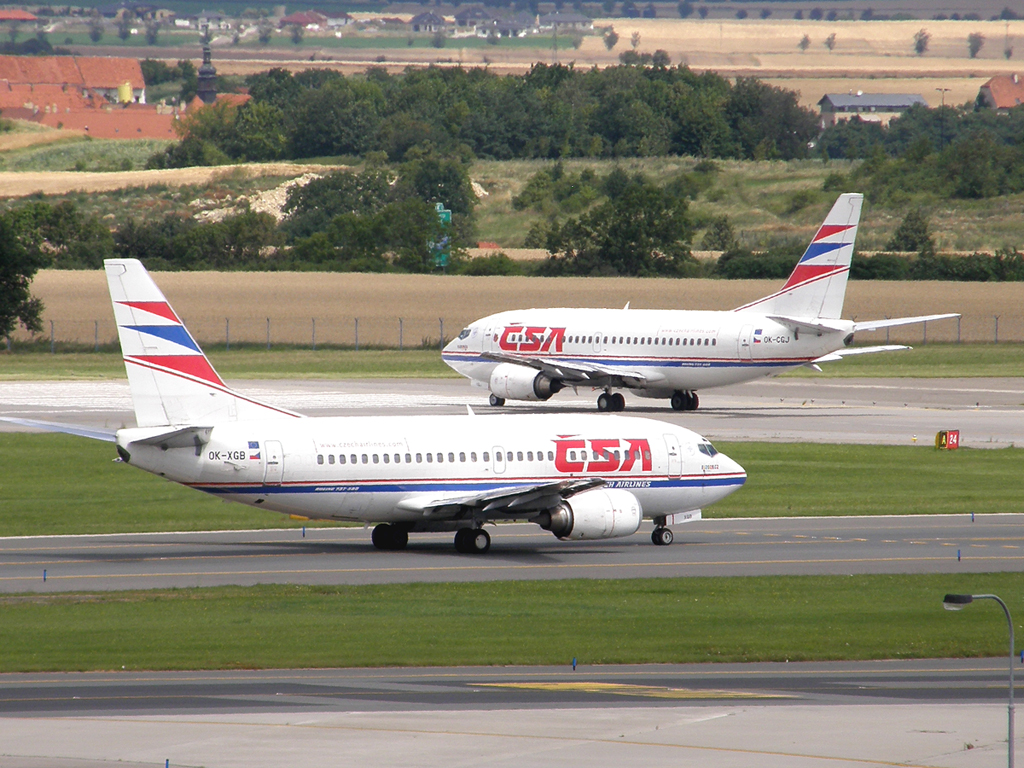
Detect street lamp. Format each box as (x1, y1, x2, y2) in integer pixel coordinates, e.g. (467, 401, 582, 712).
(943, 593, 1015, 768)
(935, 87, 951, 150)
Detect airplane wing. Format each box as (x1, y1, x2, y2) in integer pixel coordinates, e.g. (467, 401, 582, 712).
(481, 352, 651, 388)
(395, 478, 606, 517)
(853, 313, 960, 332)
(0, 417, 117, 443)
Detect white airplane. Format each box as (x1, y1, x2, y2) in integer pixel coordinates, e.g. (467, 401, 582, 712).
(5, 259, 746, 551)
(443, 193, 959, 412)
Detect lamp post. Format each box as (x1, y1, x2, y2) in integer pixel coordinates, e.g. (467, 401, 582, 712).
(943, 593, 1015, 768)
(935, 87, 951, 150)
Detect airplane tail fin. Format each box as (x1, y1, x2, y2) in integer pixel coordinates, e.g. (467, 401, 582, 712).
(104, 259, 300, 427)
(735, 193, 863, 320)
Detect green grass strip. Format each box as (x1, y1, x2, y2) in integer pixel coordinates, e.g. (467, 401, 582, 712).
(3, 575, 1023, 672)
(1, 343, 1021, 380)
(0, 435, 1019, 536)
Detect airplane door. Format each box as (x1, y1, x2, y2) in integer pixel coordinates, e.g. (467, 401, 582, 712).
(492, 446, 506, 475)
(592, 332, 603, 353)
(664, 434, 682, 478)
(738, 325, 754, 361)
(263, 440, 284, 485)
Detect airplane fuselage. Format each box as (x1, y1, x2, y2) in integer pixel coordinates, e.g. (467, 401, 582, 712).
(443, 308, 854, 397)
(117, 413, 746, 528)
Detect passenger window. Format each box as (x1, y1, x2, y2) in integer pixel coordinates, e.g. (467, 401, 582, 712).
(471, 452, 477, 462)
(517, 451, 524, 461)
(712, 338, 716, 346)
(340, 454, 346, 464)
(483, 452, 490, 461)
(569, 450, 576, 461)
(383, 454, 390, 464)
(362, 454, 368, 464)
(548, 451, 554, 460)
(317, 454, 324, 465)
(427, 453, 433, 463)
(448, 452, 455, 463)
(350, 454, 357, 464)
(437, 453, 443, 463)
(592, 450, 599, 460)
(507, 452, 513, 461)
(394, 454, 401, 463)
(416, 453, 422, 463)
(328, 454, 335, 464)
(603, 336, 608, 343)
(373, 454, 379, 464)
(405, 454, 412, 463)
(460, 452, 466, 462)
(527, 451, 534, 461)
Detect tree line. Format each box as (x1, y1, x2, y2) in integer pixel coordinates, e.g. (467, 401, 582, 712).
(147, 64, 819, 168)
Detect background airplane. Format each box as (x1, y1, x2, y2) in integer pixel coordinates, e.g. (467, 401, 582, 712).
(443, 193, 959, 412)
(5, 259, 746, 551)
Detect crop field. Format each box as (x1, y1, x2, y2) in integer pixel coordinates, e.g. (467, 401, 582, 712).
(1, 434, 1018, 537)
(16, 268, 1023, 348)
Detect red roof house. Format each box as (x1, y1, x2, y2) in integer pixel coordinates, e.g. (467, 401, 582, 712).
(978, 74, 1024, 111)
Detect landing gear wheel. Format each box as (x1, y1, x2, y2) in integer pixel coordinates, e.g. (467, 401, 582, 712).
(489, 394, 506, 407)
(611, 392, 626, 411)
(597, 392, 611, 411)
(372, 523, 408, 551)
(652, 527, 674, 546)
(454, 527, 490, 554)
(688, 392, 700, 411)
(670, 391, 686, 411)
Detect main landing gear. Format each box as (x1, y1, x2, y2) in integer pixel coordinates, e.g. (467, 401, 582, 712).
(489, 394, 505, 407)
(371, 523, 409, 551)
(454, 527, 491, 554)
(670, 390, 699, 412)
(597, 392, 626, 412)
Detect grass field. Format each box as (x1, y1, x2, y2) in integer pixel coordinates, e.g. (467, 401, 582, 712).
(0, 138, 173, 173)
(0, 434, 1018, 536)
(1, 343, 1021, 380)
(2, 573, 1021, 671)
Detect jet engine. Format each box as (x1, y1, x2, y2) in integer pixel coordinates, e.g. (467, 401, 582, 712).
(531, 488, 642, 540)
(489, 363, 563, 402)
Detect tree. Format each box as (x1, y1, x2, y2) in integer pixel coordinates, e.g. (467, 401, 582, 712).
(117, 12, 132, 41)
(678, 1, 693, 18)
(145, 22, 159, 45)
(88, 17, 102, 43)
(967, 32, 985, 58)
(0, 216, 45, 339)
(1006, 44, 1014, 59)
(886, 208, 934, 252)
(257, 18, 274, 44)
(825, 9, 838, 21)
(735, 9, 747, 19)
(824, 32, 836, 51)
(793, 9, 803, 19)
(760, 9, 771, 19)
(630, 30, 640, 49)
(431, 31, 446, 48)
(798, 34, 810, 51)
(913, 28, 930, 55)
(290, 24, 303, 45)
(231, 101, 288, 161)
(698, 6, 708, 18)
(604, 28, 619, 49)
(809, 7, 823, 20)
(700, 215, 735, 250)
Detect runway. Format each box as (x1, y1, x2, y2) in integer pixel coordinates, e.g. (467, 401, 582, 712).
(0, 661, 1019, 768)
(1, 515, 1020, 592)
(1, 376, 1022, 447)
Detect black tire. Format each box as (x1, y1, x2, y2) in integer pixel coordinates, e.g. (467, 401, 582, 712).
(489, 394, 506, 407)
(391, 527, 409, 550)
(372, 523, 393, 550)
(689, 392, 700, 411)
(611, 392, 626, 411)
(454, 527, 472, 553)
(670, 391, 686, 411)
(651, 527, 673, 546)
(597, 393, 610, 411)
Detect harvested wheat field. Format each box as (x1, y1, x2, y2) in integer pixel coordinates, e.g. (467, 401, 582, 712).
(18, 270, 1021, 348)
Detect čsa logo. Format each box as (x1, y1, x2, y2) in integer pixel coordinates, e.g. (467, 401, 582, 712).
(554, 437, 652, 473)
(496, 325, 566, 353)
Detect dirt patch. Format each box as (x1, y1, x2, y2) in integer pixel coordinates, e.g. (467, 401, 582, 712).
(0, 163, 342, 199)
(0, 127, 85, 152)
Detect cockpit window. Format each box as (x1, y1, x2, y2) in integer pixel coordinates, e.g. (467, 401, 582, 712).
(697, 441, 719, 457)
(458, 328, 472, 340)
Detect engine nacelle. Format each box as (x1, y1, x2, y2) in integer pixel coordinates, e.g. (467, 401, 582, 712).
(532, 488, 642, 541)
(489, 363, 563, 402)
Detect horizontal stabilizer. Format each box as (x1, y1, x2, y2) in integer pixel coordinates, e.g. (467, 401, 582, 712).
(813, 345, 910, 364)
(0, 417, 116, 442)
(127, 426, 214, 450)
(766, 315, 848, 335)
(854, 313, 959, 332)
